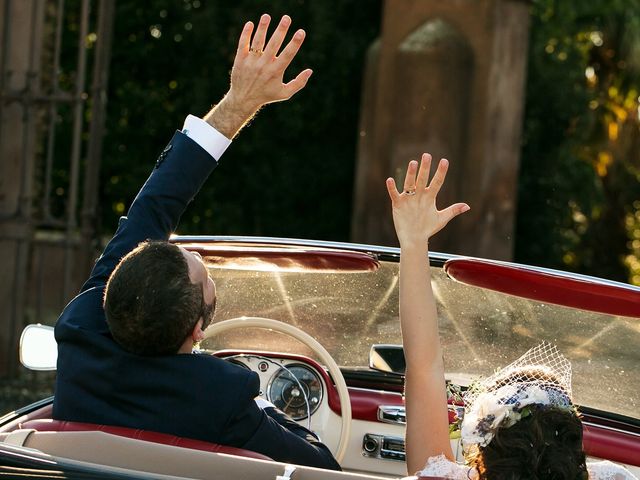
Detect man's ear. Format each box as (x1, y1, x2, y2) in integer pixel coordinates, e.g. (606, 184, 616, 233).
(192, 318, 205, 342)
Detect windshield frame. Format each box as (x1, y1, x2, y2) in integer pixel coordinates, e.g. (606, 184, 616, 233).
(174, 235, 640, 421)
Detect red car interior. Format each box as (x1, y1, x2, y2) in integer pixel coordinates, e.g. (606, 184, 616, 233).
(3, 388, 639, 470)
(179, 243, 380, 273)
(445, 258, 640, 318)
(17, 417, 271, 461)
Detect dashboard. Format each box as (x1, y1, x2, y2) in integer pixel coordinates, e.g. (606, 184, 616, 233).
(215, 349, 415, 477)
(222, 352, 325, 422)
(204, 350, 640, 478)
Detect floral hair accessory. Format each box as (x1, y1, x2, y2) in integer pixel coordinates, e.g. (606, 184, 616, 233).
(460, 342, 573, 448)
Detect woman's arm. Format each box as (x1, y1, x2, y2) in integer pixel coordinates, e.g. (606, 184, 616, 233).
(386, 155, 469, 474)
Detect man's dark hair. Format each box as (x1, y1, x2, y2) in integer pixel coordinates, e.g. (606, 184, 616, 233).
(104, 241, 203, 355)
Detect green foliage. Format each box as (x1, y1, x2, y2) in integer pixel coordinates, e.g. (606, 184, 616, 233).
(516, 0, 640, 283)
(100, 0, 381, 240)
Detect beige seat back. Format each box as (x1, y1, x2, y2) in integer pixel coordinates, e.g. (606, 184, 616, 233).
(0, 430, 392, 480)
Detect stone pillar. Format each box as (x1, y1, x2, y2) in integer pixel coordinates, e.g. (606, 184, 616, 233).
(352, 0, 530, 260)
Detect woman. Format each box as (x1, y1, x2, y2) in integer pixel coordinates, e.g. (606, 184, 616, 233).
(387, 155, 637, 480)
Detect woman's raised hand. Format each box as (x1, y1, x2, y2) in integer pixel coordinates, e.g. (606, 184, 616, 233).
(388, 154, 469, 472)
(386, 154, 470, 250)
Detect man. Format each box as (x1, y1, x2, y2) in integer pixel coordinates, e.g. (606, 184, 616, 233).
(53, 14, 340, 470)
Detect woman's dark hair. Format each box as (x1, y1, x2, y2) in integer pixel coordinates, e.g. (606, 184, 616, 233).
(467, 406, 587, 480)
(104, 241, 204, 355)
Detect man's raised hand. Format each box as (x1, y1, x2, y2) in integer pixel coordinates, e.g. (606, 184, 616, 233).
(204, 14, 312, 138)
(232, 14, 312, 110)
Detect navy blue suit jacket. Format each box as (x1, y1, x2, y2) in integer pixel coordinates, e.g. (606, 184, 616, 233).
(53, 131, 340, 470)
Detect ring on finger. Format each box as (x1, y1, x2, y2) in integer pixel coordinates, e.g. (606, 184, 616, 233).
(404, 188, 416, 196)
(249, 48, 263, 54)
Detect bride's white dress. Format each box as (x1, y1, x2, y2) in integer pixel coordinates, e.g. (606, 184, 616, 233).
(416, 455, 638, 480)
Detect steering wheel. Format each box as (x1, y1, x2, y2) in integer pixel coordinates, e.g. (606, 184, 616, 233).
(204, 316, 352, 463)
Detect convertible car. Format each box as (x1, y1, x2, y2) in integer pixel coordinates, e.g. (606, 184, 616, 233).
(1, 236, 639, 479)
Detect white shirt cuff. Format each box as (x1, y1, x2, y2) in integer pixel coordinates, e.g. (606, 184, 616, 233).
(254, 398, 276, 410)
(182, 114, 231, 161)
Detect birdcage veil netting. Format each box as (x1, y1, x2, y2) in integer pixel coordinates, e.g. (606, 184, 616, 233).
(460, 342, 573, 447)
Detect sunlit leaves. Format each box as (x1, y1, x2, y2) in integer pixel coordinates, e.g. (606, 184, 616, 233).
(624, 203, 640, 285)
(517, 0, 640, 284)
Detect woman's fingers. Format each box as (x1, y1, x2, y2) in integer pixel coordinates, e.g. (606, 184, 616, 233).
(416, 153, 432, 190)
(386, 177, 401, 203)
(395, 156, 466, 209)
(440, 203, 470, 225)
(428, 158, 449, 196)
(403, 160, 419, 193)
(390, 156, 469, 242)
(401, 154, 447, 196)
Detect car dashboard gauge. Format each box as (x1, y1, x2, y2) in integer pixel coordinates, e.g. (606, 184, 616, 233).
(266, 363, 323, 420)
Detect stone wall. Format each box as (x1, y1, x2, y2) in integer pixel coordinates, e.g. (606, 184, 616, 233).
(352, 0, 531, 260)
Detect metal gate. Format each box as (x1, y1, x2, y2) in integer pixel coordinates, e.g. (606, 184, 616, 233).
(0, 0, 115, 377)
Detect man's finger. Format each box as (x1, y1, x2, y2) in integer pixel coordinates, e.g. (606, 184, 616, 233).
(236, 21, 254, 57)
(250, 14, 271, 52)
(386, 178, 401, 203)
(263, 15, 291, 57)
(275, 29, 305, 71)
(416, 153, 432, 190)
(428, 159, 449, 196)
(282, 69, 313, 98)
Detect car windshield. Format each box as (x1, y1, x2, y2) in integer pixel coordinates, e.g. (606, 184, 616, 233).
(201, 254, 639, 421)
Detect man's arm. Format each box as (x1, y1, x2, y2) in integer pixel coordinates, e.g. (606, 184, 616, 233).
(80, 14, 312, 292)
(386, 155, 469, 474)
(249, 406, 341, 470)
(223, 393, 341, 470)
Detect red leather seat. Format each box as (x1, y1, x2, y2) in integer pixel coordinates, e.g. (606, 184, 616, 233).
(19, 419, 272, 461)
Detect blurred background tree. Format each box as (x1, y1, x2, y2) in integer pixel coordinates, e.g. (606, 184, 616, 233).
(516, 0, 640, 284)
(56, 0, 639, 284)
(99, 0, 382, 242)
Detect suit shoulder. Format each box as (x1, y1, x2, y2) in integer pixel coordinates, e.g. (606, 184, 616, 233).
(187, 353, 258, 385)
(55, 286, 109, 336)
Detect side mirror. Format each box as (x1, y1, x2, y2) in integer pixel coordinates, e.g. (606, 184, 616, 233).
(20, 324, 57, 371)
(369, 344, 405, 375)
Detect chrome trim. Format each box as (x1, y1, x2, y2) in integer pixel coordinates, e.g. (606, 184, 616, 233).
(171, 234, 455, 264)
(582, 420, 640, 438)
(377, 405, 406, 425)
(171, 234, 403, 255)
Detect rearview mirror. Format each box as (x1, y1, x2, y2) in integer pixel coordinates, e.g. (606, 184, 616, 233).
(20, 324, 57, 371)
(369, 344, 405, 375)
